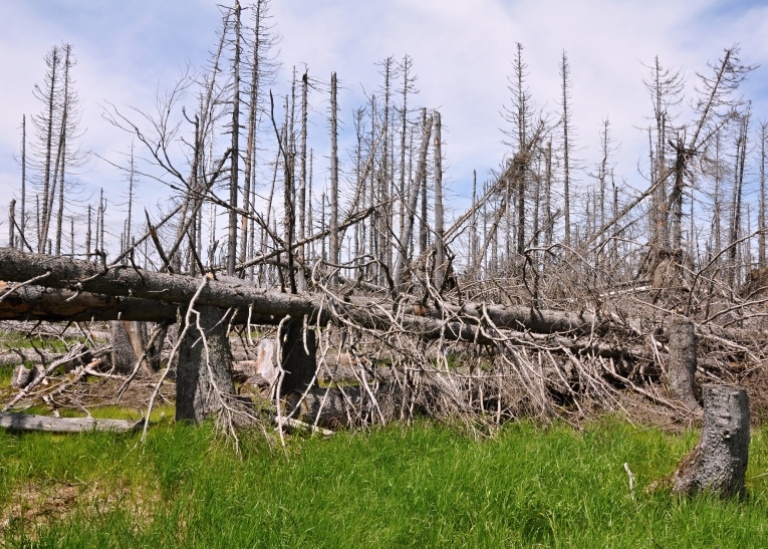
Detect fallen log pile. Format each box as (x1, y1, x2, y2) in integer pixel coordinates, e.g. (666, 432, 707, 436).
(0, 247, 762, 435)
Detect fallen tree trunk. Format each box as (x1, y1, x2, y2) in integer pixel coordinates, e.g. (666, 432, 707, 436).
(0, 281, 178, 322)
(0, 249, 603, 337)
(0, 413, 143, 433)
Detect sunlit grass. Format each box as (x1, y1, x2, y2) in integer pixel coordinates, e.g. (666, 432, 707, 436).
(1, 419, 768, 547)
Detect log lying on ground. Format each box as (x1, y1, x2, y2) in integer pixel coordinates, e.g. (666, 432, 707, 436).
(0, 281, 178, 322)
(670, 384, 749, 498)
(0, 412, 143, 433)
(0, 249, 603, 337)
(0, 349, 63, 367)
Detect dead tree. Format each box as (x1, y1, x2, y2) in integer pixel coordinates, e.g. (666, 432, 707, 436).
(278, 319, 317, 396)
(666, 317, 700, 409)
(670, 384, 749, 498)
(560, 50, 573, 248)
(329, 72, 340, 269)
(176, 304, 240, 424)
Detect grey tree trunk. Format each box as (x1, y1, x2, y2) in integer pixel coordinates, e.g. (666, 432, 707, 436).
(759, 122, 767, 267)
(297, 70, 308, 291)
(110, 320, 139, 375)
(433, 110, 445, 290)
(227, 1, 242, 277)
(560, 50, 572, 248)
(667, 317, 700, 409)
(393, 112, 432, 288)
(20, 115, 26, 243)
(38, 46, 59, 253)
(0, 248, 651, 341)
(278, 319, 317, 396)
(176, 305, 238, 423)
(329, 72, 339, 270)
(8, 200, 15, 249)
(111, 320, 163, 374)
(671, 384, 749, 498)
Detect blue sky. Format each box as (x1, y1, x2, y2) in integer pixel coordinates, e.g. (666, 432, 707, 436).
(1, 0, 767, 247)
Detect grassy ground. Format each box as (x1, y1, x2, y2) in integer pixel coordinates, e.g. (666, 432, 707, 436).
(1, 419, 768, 548)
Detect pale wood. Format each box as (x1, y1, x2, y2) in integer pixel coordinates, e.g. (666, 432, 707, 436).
(0, 412, 142, 433)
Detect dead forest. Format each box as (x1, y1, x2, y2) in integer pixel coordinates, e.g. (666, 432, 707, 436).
(2, 1, 768, 442)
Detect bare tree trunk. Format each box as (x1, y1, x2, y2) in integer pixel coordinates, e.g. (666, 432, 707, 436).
(393, 112, 432, 288)
(329, 72, 340, 270)
(278, 319, 317, 396)
(38, 47, 60, 253)
(433, 110, 445, 289)
(176, 304, 238, 423)
(227, 1, 242, 276)
(8, 200, 15, 249)
(240, 0, 265, 269)
(560, 51, 573, 248)
(20, 116, 26, 242)
(670, 134, 686, 255)
(0, 248, 619, 338)
(667, 317, 700, 409)
(379, 58, 393, 282)
(670, 384, 749, 498)
(85, 204, 92, 259)
(297, 70, 308, 291)
(111, 321, 143, 375)
(760, 122, 767, 267)
(419, 108, 429, 256)
(544, 141, 553, 248)
(470, 170, 477, 272)
(729, 111, 749, 285)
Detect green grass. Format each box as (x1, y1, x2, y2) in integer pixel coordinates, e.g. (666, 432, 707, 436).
(2, 419, 768, 547)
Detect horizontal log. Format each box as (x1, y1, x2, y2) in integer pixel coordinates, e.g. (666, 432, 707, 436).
(0, 248, 315, 319)
(0, 281, 178, 322)
(0, 248, 604, 340)
(0, 412, 143, 433)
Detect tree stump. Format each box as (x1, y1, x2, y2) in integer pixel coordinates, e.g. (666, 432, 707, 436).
(176, 305, 238, 423)
(11, 365, 38, 388)
(667, 317, 700, 410)
(670, 384, 750, 498)
(110, 320, 138, 374)
(278, 320, 317, 397)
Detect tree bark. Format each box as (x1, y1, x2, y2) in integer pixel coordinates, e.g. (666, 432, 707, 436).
(110, 321, 139, 375)
(667, 317, 700, 409)
(176, 305, 238, 423)
(0, 249, 610, 338)
(670, 384, 749, 498)
(0, 281, 178, 322)
(278, 319, 317, 396)
(433, 110, 445, 289)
